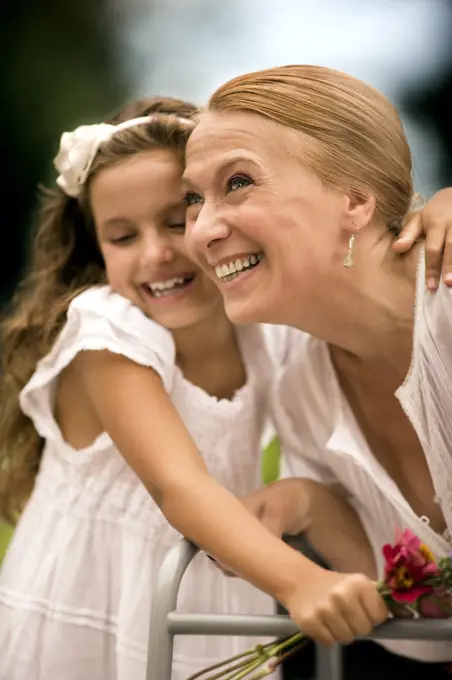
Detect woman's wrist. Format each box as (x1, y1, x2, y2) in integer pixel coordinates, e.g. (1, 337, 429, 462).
(271, 477, 323, 536)
(304, 484, 377, 578)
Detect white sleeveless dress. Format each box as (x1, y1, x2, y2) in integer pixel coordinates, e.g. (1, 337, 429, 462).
(0, 286, 279, 680)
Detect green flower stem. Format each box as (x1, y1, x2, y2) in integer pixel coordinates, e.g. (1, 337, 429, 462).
(185, 642, 277, 680)
(217, 644, 277, 680)
(185, 634, 306, 680)
(245, 639, 309, 679)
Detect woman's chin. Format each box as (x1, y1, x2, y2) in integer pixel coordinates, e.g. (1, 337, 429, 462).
(223, 295, 272, 325)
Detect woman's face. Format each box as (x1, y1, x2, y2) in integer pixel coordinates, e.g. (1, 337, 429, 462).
(184, 111, 349, 325)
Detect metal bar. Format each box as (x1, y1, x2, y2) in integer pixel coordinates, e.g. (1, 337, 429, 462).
(145, 539, 198, 680)
(167, 612, 298, 636)
(317, 645, 342, 680)
(165, 612, 452, 640)
(147, 538, 452, 680)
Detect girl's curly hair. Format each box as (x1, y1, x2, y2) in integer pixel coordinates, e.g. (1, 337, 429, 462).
(0, 95, 197, 523)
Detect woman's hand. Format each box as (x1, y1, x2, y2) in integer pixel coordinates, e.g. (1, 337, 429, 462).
(206, 479, 309, 575)
(242, 478, 378, 578)
(392, 187, 452, 290)
(241, 478, 314, 537)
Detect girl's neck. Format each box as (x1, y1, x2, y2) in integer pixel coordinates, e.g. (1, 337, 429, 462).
(171, 304, 238, 367)
(171, 304, 246, 400)
(293, 230, 422, 383)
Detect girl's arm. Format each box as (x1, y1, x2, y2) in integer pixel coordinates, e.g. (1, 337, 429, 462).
(392, 187, 452, 289)
(76, 350, 312, 600)
(76, 349, 388, 646)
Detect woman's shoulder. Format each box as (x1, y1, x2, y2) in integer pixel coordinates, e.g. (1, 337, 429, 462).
(413, 244, 452, 356)
(422, 280, 452, 341)
(406, 253, 452, 396)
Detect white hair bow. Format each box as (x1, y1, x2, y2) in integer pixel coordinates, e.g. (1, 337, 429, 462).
(53, 116, 162, 198)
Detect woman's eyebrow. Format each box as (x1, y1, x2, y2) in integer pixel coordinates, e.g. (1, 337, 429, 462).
(183, 155, 259, 187)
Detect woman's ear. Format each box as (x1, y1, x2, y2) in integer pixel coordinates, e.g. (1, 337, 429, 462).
(342, 190, 376, 233)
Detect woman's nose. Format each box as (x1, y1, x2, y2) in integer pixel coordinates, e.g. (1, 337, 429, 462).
(185, 206, 231, 258)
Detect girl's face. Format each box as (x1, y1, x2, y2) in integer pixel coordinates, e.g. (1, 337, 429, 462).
(183, 111, 349, 326)
(91, 148, 223, 331)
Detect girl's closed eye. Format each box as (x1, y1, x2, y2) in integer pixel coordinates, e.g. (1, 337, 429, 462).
(109, 233, 136, 245)
(168, 222, 186, 232)
(226, 174, 253, 194)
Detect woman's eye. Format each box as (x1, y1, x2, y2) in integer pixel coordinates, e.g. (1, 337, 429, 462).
(227, 174, 253, 193)
(184, 191, 203, 207)
(168, 223, 186, 232)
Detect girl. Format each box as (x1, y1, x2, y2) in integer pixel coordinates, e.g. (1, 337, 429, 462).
(0, 95, 292, 679)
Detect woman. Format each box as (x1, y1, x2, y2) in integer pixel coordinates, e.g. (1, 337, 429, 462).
(183, 65, 452, 678)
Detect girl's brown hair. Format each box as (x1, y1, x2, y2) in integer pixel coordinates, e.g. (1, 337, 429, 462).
(207, 65, 414, 234)
(0, 96, 197, 523)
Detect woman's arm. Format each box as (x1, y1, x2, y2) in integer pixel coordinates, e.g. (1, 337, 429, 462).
(241, 478, 378, 579)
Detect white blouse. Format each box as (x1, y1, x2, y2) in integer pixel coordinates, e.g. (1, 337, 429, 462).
(269, 253, 452, 662)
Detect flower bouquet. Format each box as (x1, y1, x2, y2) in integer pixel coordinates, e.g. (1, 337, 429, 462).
(186, 530, 452, 679)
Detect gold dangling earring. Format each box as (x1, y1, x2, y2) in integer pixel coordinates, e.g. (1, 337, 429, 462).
(343, 234, 355, 268)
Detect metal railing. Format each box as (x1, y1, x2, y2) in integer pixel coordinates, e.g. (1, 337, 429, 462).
(146, 538, 452, 680)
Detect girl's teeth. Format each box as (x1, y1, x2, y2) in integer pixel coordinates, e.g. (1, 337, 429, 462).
(235, 259, 243, 271)
(148, 276, 192, 296)
(150, 277, 185, 291)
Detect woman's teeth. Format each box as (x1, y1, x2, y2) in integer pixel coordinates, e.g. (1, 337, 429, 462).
(147, 276, 194, 298)
(215, 253, 264, 283)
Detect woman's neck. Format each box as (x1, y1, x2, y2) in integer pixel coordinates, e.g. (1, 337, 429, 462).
(293, 230, 422, 382)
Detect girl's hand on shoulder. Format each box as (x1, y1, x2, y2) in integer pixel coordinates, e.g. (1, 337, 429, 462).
(392, 188, 452, 291)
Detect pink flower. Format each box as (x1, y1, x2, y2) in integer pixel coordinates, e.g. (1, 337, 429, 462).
(382, 529, 439, 605)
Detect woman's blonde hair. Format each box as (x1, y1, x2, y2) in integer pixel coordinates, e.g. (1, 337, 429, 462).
(0, 96, 197, 523)
(207, 65, 414, 234)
